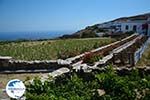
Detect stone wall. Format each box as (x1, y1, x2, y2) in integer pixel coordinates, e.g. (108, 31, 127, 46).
(0, 34, 148, 73)
(0, 57, 70, 73)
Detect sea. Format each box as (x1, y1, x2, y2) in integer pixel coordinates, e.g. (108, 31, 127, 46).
(0, 31, 73, 41)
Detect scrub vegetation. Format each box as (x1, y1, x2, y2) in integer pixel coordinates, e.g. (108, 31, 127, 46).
(137, 43, 150, 66)
(0, 38, 115, 60)
(25, 66, 150, 100)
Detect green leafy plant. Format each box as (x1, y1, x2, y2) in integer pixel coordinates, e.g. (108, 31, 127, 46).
(82, 52, 103, 65)
(25, 66, 150, 100)
(0, 38, 115, 60)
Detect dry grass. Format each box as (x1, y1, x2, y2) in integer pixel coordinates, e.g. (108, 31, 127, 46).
(136, 44, 150, 66)
(0, 37, 115, 60)
(0, 73, 46, 99)
(0, 73, 44, 89)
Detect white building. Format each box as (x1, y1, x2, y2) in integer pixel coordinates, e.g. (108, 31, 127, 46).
(114, 19, 150, 36)
(98, 17, 150, 36)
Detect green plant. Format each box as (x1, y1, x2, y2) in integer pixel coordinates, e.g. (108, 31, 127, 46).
(25, 66, 150, 100)
(26, 74, 98, 100)
(82, 52, 102, 64)
(0, 38, 115, 60)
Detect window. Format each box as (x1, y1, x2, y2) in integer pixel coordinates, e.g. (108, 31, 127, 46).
(125, 25, 129, 30)
(133, 25, 137, 32)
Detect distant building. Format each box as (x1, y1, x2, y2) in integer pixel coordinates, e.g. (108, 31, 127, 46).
(98, 17, 150, 36)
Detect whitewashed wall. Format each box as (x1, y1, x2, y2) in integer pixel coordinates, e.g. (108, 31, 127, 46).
(148, 24, 150, 36)
(120, 22, 143, 33)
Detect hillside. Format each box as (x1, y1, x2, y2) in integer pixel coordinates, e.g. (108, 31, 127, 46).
(111, 12, 150, 22)
(60, 12, 150, 39)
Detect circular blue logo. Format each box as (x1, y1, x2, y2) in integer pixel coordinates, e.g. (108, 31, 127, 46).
(6, 79, 26, 99)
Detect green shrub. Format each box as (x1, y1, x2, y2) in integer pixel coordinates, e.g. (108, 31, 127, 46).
(82, 52, 102, 65)
(0, 38, 115, 60)
(25, 66, 150, 100)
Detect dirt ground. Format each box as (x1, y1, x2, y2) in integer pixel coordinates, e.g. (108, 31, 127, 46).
(0, 73, 47, 99)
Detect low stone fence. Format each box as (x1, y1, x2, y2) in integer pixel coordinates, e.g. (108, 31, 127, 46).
(0, 57, 71, 73)
(0, 34, 148, 73)
(66, 33, 138, 63)
(46, 66, 150, 80)
(134, 38, 150, 64)
(72, 35, 148, 72)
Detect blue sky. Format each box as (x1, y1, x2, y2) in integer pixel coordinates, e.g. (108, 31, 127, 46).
(0, 0, 150, 32)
